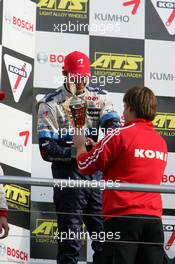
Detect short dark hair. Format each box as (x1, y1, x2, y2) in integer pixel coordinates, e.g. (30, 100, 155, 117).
(123, 86, 157, 121)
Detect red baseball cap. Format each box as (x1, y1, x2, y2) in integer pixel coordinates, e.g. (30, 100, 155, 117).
(64, 51, 91, 77)
(0, 90, 5, 101)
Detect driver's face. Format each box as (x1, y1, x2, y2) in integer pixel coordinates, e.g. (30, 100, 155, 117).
(66, 74, 89, 95)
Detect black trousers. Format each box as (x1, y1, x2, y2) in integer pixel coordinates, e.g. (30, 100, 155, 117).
(104, 215, 164, 264)
(52, 162, 103, 264)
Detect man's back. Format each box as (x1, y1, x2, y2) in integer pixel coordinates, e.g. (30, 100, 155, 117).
(103, 118, 167, 218)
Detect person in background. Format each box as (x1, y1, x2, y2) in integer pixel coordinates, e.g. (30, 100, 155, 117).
(37, 51, 120, 264)
(73, 86, 167, 264)
(0, 90, 9, 239)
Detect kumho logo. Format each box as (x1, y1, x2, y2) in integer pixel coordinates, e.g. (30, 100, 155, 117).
(37, 0, 88, 13)
(91, 52, 143, 72)
(153, 112, 175, 131)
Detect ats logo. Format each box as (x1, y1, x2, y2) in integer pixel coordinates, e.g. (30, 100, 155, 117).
(37, 0, 88, 18)
(91, 52, 143, 78)
(153, 112, 175, 136)
(4, 184, 30, 211)
(32, 219, 57, 243)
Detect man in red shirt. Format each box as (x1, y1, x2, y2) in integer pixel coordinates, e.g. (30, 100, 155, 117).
(73, 86, 167, 264)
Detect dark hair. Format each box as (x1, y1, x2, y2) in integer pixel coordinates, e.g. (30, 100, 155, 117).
(123, 86, 157, 121)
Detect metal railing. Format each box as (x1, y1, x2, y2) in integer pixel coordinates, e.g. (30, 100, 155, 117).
(1, 175, 175, 193)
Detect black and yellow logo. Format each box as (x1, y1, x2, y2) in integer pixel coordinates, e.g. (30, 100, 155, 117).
(32, 219, 58, 237)
(91, 52, 143, 72)
(4, 184, 30, 211)
(32, 219, 58, 243)
(153, 112, 175, 130)
(37, 0, 88, 13)
(153, 112, 175, 136)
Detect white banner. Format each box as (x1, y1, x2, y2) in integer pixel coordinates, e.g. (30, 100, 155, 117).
(0, 104, 32, 172)
(34, 32, 89, 88)
(2, 0, 36, 58)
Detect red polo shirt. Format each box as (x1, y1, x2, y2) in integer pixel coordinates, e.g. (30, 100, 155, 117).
(77, 119, 168, 219)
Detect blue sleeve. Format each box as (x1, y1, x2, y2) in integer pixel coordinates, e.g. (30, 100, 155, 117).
(39, 138, 72, 162)
(100, 111, 121, 131)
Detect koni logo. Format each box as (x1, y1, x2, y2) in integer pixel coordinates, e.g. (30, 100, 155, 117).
(4, 54, 32, 102)
(151, 0, 175, 35)
(37, 0, 88, 13)
(163, 224, 175, 251)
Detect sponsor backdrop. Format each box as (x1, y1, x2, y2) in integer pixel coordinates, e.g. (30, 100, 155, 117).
(0, 0, 175, 263)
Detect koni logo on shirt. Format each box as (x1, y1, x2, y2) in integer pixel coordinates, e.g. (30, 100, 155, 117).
(4, 54, 32, 102)
(151, 0, 175, 35)
(134, 149, 167, 162)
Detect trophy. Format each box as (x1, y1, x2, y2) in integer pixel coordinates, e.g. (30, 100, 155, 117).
(63, 83, 87, 128)
(69, 95, 87, 128)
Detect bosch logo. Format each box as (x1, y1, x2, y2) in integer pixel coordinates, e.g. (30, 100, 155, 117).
(37, 52, 64, 64)
(162, 174, 175, 183)
(7, 246, 28, 261)
(12, 16, 34, 32)
(49, 54, 64, 63)
(5, 14, 34, 32)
